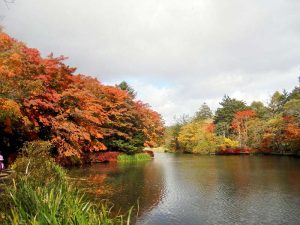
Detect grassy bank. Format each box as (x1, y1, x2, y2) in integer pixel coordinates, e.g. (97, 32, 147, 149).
(117, 153, 151, 162)
(0, 141, 132, 225)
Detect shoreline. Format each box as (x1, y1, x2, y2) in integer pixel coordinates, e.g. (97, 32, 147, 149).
(162, 150, 300, 157)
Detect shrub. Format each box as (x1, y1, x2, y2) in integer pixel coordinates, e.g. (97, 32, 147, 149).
(0, 141, 132, 225)
(117, 153, 151, 162)
(219, 138, 239, 150)
(10, 141, 67, 186)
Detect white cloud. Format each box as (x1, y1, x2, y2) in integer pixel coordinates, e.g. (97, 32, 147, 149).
(1, 0, 300, 125)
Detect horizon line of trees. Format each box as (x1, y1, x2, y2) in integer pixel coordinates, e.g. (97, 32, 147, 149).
(0, 32, 164, 165)
(165, 84, 300, 155)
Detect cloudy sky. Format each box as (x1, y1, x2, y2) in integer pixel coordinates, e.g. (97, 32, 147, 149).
(1, 0, 300, 124)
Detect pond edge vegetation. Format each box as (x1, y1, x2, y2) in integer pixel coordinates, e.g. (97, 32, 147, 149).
(0, 141, 135, 224)
(0, 31, 158, 224)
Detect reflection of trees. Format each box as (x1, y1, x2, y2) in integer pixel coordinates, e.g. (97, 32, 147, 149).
(68, 155, 300, 224)
(108, 162, 165, 216)
(171, 155, 300, 224)
(214, 156, 300, 195)
(213, 156, 300, 223)
(68, 160, 165, 216)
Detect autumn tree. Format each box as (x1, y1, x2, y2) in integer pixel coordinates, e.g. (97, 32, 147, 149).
(165, 114, 190, 151)
(231, 110, 256, 147)
(0, 32, 164, 163)
(178, 121, 221, 154)
(246, 118, 268, 149)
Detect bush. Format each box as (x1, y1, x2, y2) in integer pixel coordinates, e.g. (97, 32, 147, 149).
(194, 139, 218, 154)
(105, 133, 146, 155)
(10, 141, 67, 186)
(0, 141, 132, 225)
(219, 138, 239, 151)
(117, 153, 151, 162)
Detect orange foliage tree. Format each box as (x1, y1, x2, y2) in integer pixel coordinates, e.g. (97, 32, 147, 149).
(0, 32, 164, 164)
(231, 110, 256, 147)
(262, 116, 300, 153)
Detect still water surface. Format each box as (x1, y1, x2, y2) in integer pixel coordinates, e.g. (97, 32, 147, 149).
(69, 153, 300, 225)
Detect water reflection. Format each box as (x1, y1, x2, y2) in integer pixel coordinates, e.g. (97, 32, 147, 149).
(68, 160, 166, 216)
(69, 154, 300, 225)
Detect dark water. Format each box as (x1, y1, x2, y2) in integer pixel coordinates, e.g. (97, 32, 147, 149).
(68, 153, 300, 225)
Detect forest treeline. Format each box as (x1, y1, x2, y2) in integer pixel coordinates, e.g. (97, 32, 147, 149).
(1, 31, 299, 164)
(0, 32, 164, 165)
(165, 85, 300, 155)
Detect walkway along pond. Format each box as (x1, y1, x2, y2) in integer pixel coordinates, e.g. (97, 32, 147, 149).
(68, 153, 300, 225)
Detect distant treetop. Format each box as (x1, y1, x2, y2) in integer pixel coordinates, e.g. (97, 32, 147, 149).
(116, 81, 136, 98)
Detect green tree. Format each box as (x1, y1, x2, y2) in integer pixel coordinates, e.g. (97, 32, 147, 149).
(284, 99, 300, 118)
(269, 90, 288, 115)
(116, 81, 136, 98)
(194, 103, 213, 121)
(247, 118, 268, 149)
(164, 114, 190, 151)
(214, 95, 247, 137)
(284, 87, 300, 120)
(287, 86, 300, 101)
(250, 101, 270, 119)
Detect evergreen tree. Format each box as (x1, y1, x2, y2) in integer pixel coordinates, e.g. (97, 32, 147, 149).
(214, 95, 247, 137)
(117, 81, 136, 98)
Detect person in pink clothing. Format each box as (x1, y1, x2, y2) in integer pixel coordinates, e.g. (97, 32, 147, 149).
(0, 152, 4, 171)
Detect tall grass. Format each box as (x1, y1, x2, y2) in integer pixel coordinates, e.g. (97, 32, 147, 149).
(117, 153, 151, 162)
(5, 178, 132, 225)
(0, 141, 133, 225)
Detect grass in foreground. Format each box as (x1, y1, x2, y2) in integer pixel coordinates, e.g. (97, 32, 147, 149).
(0, 141, 132, 225)
(117, 153, 151, 162)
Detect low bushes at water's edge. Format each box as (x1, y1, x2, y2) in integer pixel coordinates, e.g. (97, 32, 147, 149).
(88, 151, 121, 163)
(0, 141, 132, 225)
(117, 153, 152, 162)
(85, 151, 153, 163)
(49, 150, 154, 165)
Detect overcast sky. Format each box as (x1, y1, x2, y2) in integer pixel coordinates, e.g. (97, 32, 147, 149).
(1, 0, 300, 124)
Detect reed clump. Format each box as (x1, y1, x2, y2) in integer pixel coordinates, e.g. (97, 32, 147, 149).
(0, 141, 132, 225)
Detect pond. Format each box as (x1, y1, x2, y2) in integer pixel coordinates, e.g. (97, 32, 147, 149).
(68, 153, 300, 225)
